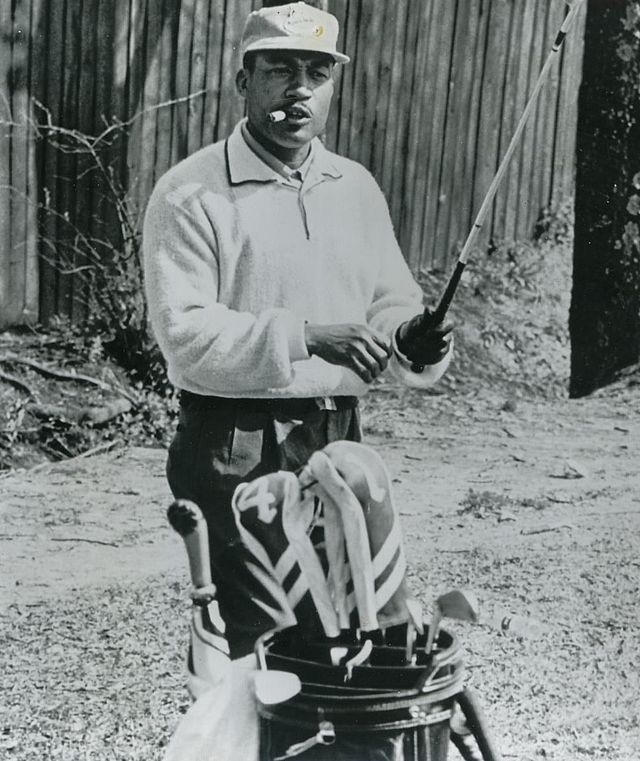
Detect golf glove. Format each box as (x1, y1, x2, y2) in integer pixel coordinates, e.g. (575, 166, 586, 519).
(396, 309, 453, 366)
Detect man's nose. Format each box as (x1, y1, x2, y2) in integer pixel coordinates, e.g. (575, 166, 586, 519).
(286, 71, 313, 99)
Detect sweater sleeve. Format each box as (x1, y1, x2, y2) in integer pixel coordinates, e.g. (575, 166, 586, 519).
(363, 178, 452, 387)
(142, 182, 309, 394)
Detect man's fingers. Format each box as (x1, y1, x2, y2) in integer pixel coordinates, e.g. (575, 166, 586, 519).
(370, 331, 393, 357)
(351, 356, 374, 383)
(364, 338, 391, 372)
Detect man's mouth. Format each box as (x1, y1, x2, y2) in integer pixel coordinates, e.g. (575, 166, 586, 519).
(283, 105, 312, 124)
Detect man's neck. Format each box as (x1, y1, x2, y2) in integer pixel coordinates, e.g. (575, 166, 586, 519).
(246, 121, 311, 170)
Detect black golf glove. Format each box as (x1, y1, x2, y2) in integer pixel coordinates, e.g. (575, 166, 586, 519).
(396, 309, 453, 367)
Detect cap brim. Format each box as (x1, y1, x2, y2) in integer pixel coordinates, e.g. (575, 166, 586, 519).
(244, 37, 350, 64)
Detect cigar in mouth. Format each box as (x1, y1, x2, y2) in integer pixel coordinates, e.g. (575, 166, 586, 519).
(267, 110, 287, 123)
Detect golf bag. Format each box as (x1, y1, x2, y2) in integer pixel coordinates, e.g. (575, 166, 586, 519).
(168, 441, 501, 761)
(235, 441, 501, 761)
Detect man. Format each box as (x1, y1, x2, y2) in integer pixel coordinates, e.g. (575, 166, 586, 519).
(143, 2, 453, 659)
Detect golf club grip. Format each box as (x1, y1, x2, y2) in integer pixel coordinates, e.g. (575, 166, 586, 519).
(456, 688, 503, 761)
(410, 261, 466, 373)
(167, 499, 214, 591)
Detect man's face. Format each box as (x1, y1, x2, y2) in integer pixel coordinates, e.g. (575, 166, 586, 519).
(236, 50, 336, 154)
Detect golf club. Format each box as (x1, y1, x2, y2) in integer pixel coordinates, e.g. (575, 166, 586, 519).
(411, 0, 587, 372)
(254, 637, 302, 706)
(425, 588, 480, 653)
(343, 638, 373, 683)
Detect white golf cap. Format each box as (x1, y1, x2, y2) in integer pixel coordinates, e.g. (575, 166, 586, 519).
(240, 2, 350, 64)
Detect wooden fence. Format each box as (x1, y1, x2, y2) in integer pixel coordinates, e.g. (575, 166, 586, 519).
(0, 0, 586, 328)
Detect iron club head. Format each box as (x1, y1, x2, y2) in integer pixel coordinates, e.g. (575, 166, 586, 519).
(253, 638, 302, 705)
(425, 588, 480, 653)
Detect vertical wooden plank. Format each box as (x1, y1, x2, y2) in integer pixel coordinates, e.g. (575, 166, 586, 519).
(23, 0, 43, 324)
(55, 0, 83, 319)
(357, 0, 387, 170)
(526, 0, 556, 235)
(112, 0, 131, 138)
(370, 1, 402, 180)
(405, 0, 439, 272)
(395, 0, 427, 261)
(9, 0, 24, 322)
(542, 1, 566, 211)
(553, 0, 586, 204)
(501, 0, 536, 244)
(0, 0, 12, 326)
(469, 0, 512, 254)
(388, 0, 420, 246)
(125, 0, 148, 209)
(335, 0, 360, 157)
(432, 0, 479, 267)
(92, 0, 119, 255)
(186, 0, 210, 155)
(9, 0, 30, 324)
(70, 0, 100, 321)
(418, 0, 458, 270)
(38, 0, 67, 322)
(515, 0, 545, 238)
(345, 0, 374, 164)
(214, 0, 253, 143)
(492, 0, 525, 241)
(171, 0, 195, 164)
(200, 0, 226, 148)
(323, 0, 347, 152)
(137, 0, 162, 212)
(4, 0, 40, 326)
(152, 0, 179, 179)
(378, 0, 411, 217)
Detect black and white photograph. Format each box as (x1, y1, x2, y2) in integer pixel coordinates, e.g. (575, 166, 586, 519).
(1, 1, 638, 759)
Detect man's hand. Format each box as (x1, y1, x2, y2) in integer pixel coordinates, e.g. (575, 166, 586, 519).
(396, 310, 453, 367)
(304, 323, 392, 383)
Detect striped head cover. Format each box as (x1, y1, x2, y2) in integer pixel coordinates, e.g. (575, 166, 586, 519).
(300, 441, 421, 633)
(232, 471, 340, 637)
(231, 442, 420, 636)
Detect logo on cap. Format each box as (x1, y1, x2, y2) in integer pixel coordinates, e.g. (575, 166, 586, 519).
(283, 7, 325, 38)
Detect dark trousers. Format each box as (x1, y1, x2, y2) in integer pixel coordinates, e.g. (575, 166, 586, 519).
(167, 392, 361, 658)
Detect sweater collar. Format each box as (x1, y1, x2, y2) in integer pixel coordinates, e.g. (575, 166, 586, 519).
(226, 119, 342, 186)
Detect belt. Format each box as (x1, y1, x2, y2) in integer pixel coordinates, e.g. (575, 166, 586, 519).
(180, 391, 359, 416)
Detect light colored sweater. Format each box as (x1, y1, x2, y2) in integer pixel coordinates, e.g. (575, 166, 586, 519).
(142, 120, 451, 398)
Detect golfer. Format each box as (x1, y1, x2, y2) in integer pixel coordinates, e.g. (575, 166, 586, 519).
(143, 1, 453, 659)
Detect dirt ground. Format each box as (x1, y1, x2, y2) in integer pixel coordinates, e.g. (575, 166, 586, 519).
(1, 376, 638, 760)
(1, 237, 639, 760)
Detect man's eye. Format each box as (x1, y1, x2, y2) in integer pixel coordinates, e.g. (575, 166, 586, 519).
(310, 69, 330, 81)
(271, 66, 292, 76)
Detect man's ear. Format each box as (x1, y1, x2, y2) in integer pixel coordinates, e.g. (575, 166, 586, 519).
(236, 68, 248, 98)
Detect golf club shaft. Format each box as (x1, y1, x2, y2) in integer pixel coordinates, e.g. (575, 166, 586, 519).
(411, 0, 585, 372)
(424, 608, 442, 653)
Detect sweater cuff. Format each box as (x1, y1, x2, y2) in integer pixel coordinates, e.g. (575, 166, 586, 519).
(285, 314, 310, 362)
(388, 331, 454, 388)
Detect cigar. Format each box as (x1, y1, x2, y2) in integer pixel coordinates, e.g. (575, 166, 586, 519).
(267, 110, 287, 123)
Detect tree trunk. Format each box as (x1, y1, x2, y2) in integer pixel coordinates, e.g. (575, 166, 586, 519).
(571, 1, 640, 398)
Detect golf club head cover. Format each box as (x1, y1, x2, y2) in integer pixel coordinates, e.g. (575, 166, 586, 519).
(166, 499, 231, 697)
(300, 441, 418, 632)
(231, 471, 339, 637)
